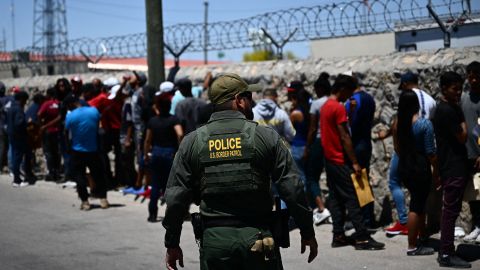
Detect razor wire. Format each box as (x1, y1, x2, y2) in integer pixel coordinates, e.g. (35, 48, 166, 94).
(24, 0, 480, 59)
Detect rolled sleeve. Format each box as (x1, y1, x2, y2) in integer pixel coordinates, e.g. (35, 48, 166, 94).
(271, 136, 314, 239)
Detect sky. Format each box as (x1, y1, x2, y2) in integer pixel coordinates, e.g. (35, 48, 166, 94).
(0, 0, 341, 62)
(0, 0, 475, 62)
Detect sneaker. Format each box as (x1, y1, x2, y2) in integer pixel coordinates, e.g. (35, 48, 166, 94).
(417, 236, 431, 247)
(344, 221, 354, 231)
(407, 246, 435, 256)
(331, 234, 354, 248)
(386, 221, 408, 236)
(464, 226, 480, 242)
(12, 182, 29, 188)
(131, 186, 146, 195)
(454, 227, 466, 239)
(80, 201, 91, 211)
(147, 215, 157, 223)
(60, 181, 76, 188)
(313, 208, 331, 226)
(355, 236, 385, 250)
(19, 182, 29, 187)
(139, 187, 151, 197)
(437, 254, 471, 268)
(100, 198, 109, 209)
(121, 187, 135, 194)
(475, 234, 480, 244)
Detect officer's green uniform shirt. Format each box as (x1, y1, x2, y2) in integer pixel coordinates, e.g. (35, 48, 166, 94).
(162, 110, 314, 248)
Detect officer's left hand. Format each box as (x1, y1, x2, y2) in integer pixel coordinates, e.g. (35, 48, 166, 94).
(166, 247, 184, 270)
(301, 236, 318, 263)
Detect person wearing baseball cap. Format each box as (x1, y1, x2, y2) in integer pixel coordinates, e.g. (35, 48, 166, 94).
(162, 73, 318, 270)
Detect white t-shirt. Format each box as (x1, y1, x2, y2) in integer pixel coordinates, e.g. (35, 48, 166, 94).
(309, 96, 329, 138)
(412, 88, 436, 120)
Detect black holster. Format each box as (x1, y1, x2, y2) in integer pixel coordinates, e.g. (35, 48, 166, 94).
(191, 212, 203, 247)
(270, 197, 290, 248)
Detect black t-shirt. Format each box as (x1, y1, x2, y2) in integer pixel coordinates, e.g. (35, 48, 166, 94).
(147, 114, 180, 148)
(433, 100, 468, 178)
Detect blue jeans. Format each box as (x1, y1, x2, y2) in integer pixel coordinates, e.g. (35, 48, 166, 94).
(8, 141, 13, 172)
(148, 146, 176, 218)
(10, 138, 27, 183)
(305, 138, 324, 207)
(388, 152, 408, 224)
(59, 132, 72, 178)
(291, 145, 307, 188)
(0, 132, 6, 171)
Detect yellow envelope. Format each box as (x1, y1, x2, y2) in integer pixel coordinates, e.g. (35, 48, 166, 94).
(351, 168, 374, 207)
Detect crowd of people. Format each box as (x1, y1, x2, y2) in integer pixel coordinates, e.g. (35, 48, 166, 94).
(1, 61, 479, 268)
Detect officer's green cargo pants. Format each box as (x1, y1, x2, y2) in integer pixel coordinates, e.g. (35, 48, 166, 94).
(200, 226, 281, 270)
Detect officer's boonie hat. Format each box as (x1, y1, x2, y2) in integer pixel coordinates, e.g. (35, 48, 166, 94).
(209, 73, 262, 105)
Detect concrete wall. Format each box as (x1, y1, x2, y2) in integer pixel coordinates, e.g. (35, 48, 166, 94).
(0, 61, 88, 80)
(310, 32, 395, 58)
(3, 46, 480, 229)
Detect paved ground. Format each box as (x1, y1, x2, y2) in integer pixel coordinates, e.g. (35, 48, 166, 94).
(0, 176, 479, 270)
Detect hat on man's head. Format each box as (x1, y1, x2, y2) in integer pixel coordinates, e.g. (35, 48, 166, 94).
(71, 76, 82, 84)
(398, 71, 418, 89)
(108, 85, 130, 100)
(159, 81, 175, 93)
(10, 86, 21, 93)
(208, 73, 262, 104)
(286, 81, 304, 93)
(103, 77, 120, 87)
(136, 72, 147, 85)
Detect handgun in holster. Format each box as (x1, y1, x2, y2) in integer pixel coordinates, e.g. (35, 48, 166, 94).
(191, 212, 203, 248)
(270, 196, 290, 248)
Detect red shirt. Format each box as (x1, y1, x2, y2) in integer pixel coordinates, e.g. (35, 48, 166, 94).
(88, 93, 122, 130)
(38, 99, 60, 133)
(320, 98, 348, 165)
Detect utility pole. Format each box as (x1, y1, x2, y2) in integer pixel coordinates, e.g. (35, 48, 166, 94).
(145, 0, 165, 91)
(10, 0, 15, 50)
(203, 0, 208, 65)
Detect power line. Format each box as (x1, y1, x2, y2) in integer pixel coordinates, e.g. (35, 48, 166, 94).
(67, 5, 175, 25)
(69, 0, 144, 10)
(67, 5, 144, 22)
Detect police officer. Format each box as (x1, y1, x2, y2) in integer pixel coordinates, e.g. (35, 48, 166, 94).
(162, 73, 318, 270)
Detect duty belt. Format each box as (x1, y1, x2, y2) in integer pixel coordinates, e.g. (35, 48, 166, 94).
(202, 216, 271, 229)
